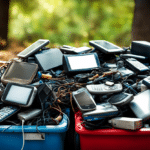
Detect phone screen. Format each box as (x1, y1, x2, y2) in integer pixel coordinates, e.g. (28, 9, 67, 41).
(5, 85, 32, 105)
(68, 55, 98, 70)
(74, 91, 94, 106)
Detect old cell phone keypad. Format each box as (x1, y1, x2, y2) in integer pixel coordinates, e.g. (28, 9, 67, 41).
(104, 84, 118, 90)
(86, 83, 123, 94)
(91, 84, 121, 91)
(91, 85, 103, 91)
(0, 106, 19, 122)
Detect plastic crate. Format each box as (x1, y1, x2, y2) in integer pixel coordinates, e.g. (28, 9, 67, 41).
(0, 108, 70, 150)
(75, 111, 150, 150)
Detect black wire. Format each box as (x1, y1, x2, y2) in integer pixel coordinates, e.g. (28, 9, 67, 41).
(83, 119, 112, 130)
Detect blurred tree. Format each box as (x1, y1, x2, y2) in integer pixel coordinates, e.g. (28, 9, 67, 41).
(2, 0, 134, 48)
(132, 0, 150, 41)
(0, 0, 39, 49)
(0, 0, 9, 49)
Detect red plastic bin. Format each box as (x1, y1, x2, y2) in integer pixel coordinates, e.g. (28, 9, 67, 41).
(75, 111, 150, 150)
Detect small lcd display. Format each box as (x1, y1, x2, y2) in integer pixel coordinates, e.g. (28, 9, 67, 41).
(5, 85, 32, 105)
(68, 55, 98, 70)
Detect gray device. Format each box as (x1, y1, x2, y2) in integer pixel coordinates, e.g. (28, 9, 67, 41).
(82, 103, 118, 121)
(129, 90, 150, 121)
(86, 82, 123, 94)
(72, 88, 96, 112)
(17, 39, 50, 58)
(108, 92, 134, 106)
(1, 83, 37, 107)
(18, 109, 42, 121)
(120, 54, 148, 60)
(109, 117, 142, 130)
(124, 58, 149, 72)
(89, 40, 124, 54)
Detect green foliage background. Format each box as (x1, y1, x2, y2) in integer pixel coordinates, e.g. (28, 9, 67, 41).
(8, 0, 134, 47)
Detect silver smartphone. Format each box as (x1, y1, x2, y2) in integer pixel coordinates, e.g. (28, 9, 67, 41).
(17, 39, 50, 58)
(72, 88, 96, 112)
(89, 40, 124, 54)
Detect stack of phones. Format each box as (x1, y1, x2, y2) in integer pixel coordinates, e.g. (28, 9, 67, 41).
(72, 88, 119, 121)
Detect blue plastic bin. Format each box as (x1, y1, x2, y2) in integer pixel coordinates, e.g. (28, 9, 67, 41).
(0, 109, 70, 150)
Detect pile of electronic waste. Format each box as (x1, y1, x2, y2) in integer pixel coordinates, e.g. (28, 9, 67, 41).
(0, 39, 150, 131)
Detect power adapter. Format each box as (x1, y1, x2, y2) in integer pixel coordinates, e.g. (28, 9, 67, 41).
(109, 117, 142, 130)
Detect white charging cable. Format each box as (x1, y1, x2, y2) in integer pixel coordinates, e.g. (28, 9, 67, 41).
(21, 119, 25, 150)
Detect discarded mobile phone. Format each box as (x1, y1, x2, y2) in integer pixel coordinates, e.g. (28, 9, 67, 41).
(86, 82, 123, 94)
(124, 58, 149, 72)
(72, 88, 96, 112)
(1, 83, 37, 107)
(89, 40, 124, 54)
(108, 92, 134, 106)
(120, 54, 148, 60)
(82, 103, 118, 121)
(63, 53, 100, 74)
(131, 41, 150, 59)
(17, 39, 50, 58)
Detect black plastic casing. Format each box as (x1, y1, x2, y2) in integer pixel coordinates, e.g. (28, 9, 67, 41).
(131, 41, 150, 59)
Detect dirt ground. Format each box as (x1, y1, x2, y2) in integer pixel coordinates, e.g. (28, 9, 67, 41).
(0, 42, 27, 69)
(0, 42, 25, 62)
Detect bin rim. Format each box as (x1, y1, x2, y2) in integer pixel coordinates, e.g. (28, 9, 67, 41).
(0, 109, 70, 133)
(75, 111, 150, 136)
